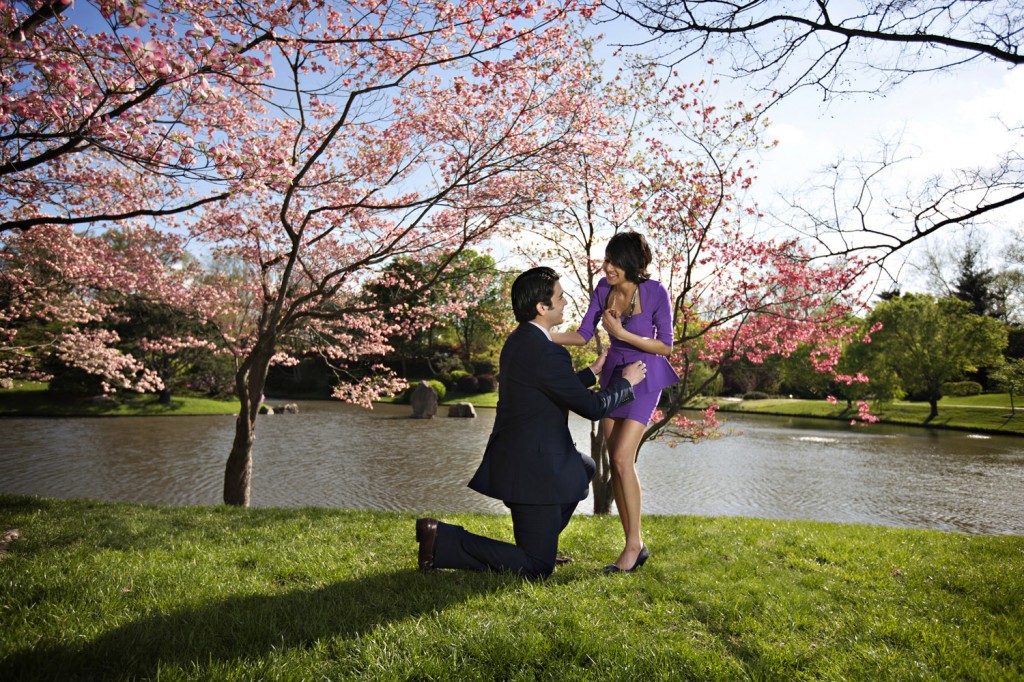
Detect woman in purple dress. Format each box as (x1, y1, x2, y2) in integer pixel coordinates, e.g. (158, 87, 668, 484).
(552, 231, 678, 573)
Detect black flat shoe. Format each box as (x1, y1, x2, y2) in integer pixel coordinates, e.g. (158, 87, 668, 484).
(603, 545, 649, 574)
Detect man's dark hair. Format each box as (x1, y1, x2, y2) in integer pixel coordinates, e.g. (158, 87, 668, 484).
(605, 231, 652, 283)
(511, 266, 559, 323)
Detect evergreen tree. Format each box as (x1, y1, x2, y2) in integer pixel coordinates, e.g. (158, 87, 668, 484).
(954, 245, 1005, 319)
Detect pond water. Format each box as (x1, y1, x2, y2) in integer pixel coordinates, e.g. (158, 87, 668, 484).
(2, 401, 1022, 535)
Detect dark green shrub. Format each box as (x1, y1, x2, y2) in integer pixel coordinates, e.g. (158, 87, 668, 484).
(940, 381, 982, 397)
(473, 360, 497, 375)
(428, 379, 447, 401)
(456, 374, 479, 393)
(743, 391, 770, 400)
(402, 379, 446, 403)
(476, 373, 498, 392)
(43, 357, 106, 396)
(433, 354, 470, 375)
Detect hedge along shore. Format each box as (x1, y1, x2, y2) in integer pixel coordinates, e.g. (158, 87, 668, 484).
(688, 394, 1024, 437)
(0, 382, 499, 417)
(0, 494, 1021, 680)
(7, 381, 1021, 437)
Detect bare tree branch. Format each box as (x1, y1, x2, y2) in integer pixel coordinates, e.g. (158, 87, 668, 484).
(609, 1, 1024, 263)
(612, 1, 1023, 98)
(776, 135, 1024, 263)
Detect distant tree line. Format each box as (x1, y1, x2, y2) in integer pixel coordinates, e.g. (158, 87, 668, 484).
(712, 239, 1022, 419)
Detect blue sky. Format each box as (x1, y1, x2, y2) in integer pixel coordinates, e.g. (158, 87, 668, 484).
(590, 14, 1024, 294)
(752, 60, 1024, 272)
(32, 0, 1024, 295)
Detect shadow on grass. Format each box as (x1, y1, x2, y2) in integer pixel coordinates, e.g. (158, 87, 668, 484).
(1, 569, 495, 679)
(0, 496, 505, 678)
(0, 495, 306, 556)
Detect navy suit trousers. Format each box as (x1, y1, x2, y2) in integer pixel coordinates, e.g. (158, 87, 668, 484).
(433, 454, 596, 579)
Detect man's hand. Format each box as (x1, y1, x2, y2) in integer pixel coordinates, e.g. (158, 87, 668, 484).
(590, 349, 609, 376)
(621, 360, 647, 386)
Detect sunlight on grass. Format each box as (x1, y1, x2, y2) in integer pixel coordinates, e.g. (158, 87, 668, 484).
(1, 494, 1021, 680)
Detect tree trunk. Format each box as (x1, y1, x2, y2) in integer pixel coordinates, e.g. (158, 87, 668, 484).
(590, 425, 613, 514)
(223, 342, 274, 506)
(224, 404, 257, 507)
(928, 397, 939, 420)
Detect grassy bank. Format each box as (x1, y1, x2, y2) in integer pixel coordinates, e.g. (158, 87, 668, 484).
(3, 381, 1022, 435)
(1, 494, 1021, 680)
(692, 394, 1024, 436)
(377, 390, 499, 409)
(0, 382, 241, 417)
(0, 382, 497, 417)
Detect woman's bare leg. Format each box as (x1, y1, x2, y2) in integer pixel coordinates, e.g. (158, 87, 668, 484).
(602, 418, 629, 539)
(606, 417, 647, 570)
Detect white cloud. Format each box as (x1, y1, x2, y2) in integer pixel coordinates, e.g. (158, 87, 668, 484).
(752, 61, 1024, 238)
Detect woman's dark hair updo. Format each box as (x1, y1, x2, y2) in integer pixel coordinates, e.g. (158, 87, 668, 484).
(605, 231, 652, 284)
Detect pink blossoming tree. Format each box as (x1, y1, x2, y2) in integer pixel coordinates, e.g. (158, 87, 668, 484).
(509, 68, 870, 512)
(3, 0, 610, 505)
(0, 224, 229, 393)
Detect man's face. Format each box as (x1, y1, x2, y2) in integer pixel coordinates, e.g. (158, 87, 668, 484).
(543, 281, 567, 326)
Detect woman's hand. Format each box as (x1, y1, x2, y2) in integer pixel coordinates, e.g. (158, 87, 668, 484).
(589, 349, 609, 376)
(601, 308, 625, 339)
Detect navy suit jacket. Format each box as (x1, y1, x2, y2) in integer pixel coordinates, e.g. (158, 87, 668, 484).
(468, 323, 635, 505)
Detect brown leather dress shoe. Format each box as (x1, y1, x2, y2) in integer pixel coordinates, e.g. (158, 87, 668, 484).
(416, 518, 438, 571)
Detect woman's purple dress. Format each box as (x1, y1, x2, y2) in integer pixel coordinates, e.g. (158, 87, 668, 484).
(576, 277, 679, 424)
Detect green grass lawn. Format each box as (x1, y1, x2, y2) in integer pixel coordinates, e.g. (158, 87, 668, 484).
(0, 494, 1021, 680)
(934, 392, 1022, 408)
(377, 389, 499, 409)
(0, 382, 498, 417)
(0, 382, 241, 417)
(444, 390, 499, 408)
(692, 394, 1024, 436)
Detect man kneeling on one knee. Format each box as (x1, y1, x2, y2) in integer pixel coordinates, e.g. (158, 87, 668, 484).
(415, 266, 647, 578)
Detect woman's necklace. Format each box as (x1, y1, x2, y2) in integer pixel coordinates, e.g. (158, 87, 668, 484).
(606, 283, 639, 324)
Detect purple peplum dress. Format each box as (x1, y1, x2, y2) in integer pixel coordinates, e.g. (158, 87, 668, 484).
(576, 277, 679, 425)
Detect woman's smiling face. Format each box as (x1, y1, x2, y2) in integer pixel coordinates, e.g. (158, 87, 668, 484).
(603, 256, 626, 284)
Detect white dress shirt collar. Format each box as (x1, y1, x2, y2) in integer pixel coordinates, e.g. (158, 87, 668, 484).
(528, 321, 552, 342)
